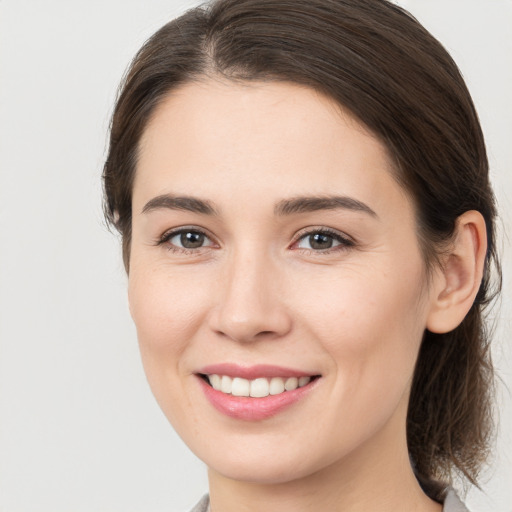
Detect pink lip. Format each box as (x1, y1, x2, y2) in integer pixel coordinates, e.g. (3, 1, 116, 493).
(197, 363, 315, 380)
(196, 364, 320, 421)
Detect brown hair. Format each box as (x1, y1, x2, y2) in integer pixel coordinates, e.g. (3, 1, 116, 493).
(103, 0, 501, 499)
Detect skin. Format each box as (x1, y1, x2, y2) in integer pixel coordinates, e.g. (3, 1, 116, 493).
(128, 79, 486, 512)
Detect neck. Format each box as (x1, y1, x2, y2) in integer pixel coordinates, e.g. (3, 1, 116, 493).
(207, 401, 442, 512)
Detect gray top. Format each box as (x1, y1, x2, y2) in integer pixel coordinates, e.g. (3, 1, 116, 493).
(189, 489, 469, 512)
(444, 489, 471, 512)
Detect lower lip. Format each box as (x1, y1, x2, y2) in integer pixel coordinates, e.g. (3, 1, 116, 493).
(198, 377, 318, 421)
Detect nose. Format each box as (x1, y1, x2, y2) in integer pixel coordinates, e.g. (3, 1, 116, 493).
(208, 251, 292, 343)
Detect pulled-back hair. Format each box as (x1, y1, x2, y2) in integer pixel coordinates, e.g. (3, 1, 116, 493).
(103, 0, 501, 499)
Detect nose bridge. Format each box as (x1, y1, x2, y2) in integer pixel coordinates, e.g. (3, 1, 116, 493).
(211, 244, 291, 342)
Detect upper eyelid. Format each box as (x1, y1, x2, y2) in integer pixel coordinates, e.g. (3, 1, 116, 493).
(292, 226, 354, 243)
(158, 226, 216, 245)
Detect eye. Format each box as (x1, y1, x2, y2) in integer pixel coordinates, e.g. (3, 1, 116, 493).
(158, 228, 215, 252)
(294, 229, 354, 252)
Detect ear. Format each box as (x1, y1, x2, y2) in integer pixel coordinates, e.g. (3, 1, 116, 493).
(426, 210, 487, 334)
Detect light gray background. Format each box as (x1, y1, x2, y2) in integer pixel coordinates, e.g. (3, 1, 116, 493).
(0, 1, 510, 511)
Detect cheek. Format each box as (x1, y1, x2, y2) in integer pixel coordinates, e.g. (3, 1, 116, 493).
(129, 264, 204, 346)
(295, 258, 428, 403)
(286, 267, 429, 464)
(127, 265, 208, 427)
(127, 263, 212, 406)
(296, 260, 426, 339)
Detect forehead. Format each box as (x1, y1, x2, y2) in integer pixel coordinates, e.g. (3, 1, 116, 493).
(134, 79, 410, 219)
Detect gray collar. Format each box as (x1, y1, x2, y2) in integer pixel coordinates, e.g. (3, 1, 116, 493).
(190, 488, 469, 512)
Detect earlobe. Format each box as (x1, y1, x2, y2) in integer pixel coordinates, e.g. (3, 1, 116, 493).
(426, 211, 487, 334)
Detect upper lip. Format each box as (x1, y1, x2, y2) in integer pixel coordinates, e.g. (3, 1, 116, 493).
(196, 363, 318, 380)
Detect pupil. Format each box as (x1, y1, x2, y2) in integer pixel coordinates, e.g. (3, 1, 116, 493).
(310, 233, 333, 249)
(181, 231, 205, 248)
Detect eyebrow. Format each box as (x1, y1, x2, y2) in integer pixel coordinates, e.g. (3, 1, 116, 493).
(142, 195, 218, 215)
(141, 194, 377, 218)
(274, 196, 377, 217)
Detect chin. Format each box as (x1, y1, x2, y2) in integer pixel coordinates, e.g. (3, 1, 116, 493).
(189, 433, 341, 485)
(208, 456, 316, 485)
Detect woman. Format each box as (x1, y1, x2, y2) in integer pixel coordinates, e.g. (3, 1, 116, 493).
(103, 0, 501, 510)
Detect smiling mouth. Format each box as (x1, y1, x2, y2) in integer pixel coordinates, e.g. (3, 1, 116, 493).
(199, 374, 320, 398)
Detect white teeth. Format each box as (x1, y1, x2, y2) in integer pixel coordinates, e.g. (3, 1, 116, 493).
(207, 374, 314, 397)
(250, 378, 270, 398)
(210, 374, 221, 391)
(231, 377, 250, 396)
(284, 377, 298, 391)
(269, 377, 285, 395)
(298, 376, 311, 387)
(220, 375, 232, 394)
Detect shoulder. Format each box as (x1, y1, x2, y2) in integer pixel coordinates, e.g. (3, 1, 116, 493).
(189, 494, 209, 512)
(443, 488, 470, 512)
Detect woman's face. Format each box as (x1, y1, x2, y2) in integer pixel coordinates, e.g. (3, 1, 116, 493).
(129, 80, 436, 483)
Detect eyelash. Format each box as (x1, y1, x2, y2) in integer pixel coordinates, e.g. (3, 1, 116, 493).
(156, 227, 355, 255)
(292, 227, 355, 254)
(156, 227, 215, 254)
